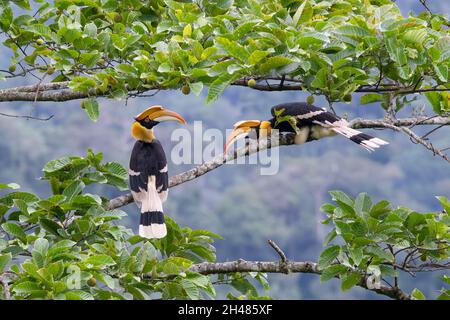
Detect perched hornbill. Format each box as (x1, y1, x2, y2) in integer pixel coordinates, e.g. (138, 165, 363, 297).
(225, 102, 388, 152)
(129, 105, 186, 239)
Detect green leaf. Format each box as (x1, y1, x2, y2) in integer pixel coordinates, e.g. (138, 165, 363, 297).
(248, 50, 270, 65)
(365, 246, 394, 262)
(216, 37, 249, 62)
(335, 25, 370, 38)
(354, 193, 372, 215)
(0, 183, 20, 190)
(189, 82, 203, 96)
(1, 222, 27, 242)
(0, 5, 13, 32)
(259, 56, 293, 74)
(411, 288, 426, 300)
(436, 196, 450, 213)
(65, 290, 94, 300)
(39, 218, 62, 237)
(182, 279, 200, 300)
(369, 200, 391, 218)
(206, 72, 241, 104)
(329, 190, 354, 207)
(43, 157, 71, 173)
(62, 180, 85, 201)
(360, 93, 383, 105)
(320, 264, 348, 282)
(292, 1, 307, 27)
(81, 98, 100, 122)
(84, 254, 116, 268)
(318, 245, 340, 270)
(0, 253, 12, 271)
(341, 272, 361, 291)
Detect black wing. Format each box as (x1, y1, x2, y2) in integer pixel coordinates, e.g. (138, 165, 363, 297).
(129, 140, 168, 206)
(271, 102, 340, 126)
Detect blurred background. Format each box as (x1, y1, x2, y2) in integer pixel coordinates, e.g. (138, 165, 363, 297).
(0, 1, 449, 299)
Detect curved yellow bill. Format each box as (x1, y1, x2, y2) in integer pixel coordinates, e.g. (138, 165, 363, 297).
(225, 120, 262, 152)
(135, 105, 187, 124)
(224, 127, 251, 153)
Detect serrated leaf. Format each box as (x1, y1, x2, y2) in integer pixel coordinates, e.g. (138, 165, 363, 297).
(206, 72, 241, 104)
(216, 37, 249, 62)
(62, 180, 85, 201)
(43, 157, 72, 173)
(182, 279, 200, 300)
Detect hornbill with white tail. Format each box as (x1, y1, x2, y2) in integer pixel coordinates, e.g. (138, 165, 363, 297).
(129, 105, 186, 239)
(225, 102, 388, 152)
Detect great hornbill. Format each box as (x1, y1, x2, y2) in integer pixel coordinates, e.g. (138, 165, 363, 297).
(129, 105, 186, 239)
(225, 102, 388, 152)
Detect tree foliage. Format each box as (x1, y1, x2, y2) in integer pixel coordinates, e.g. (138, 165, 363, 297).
(0, 150, 271, 300)
(320, 191, 450, 298)
(1, 0, 450, 117)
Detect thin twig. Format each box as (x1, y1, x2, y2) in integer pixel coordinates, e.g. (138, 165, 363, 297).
(268, 239, 287, 263)
(0, 112, 54, 121)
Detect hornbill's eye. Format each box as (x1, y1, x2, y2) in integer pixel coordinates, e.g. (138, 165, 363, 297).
(144, 117, 150, 123)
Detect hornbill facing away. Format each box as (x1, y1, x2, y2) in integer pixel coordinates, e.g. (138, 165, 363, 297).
(129, 105, 186, 239)
(225, 102, 388, 152)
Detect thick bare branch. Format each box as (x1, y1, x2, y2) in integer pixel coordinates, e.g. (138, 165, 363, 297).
(359, 121, 450, 164)
(349, 116, 450, 128)
(1, 79, 450, 102)
(189, 260, 411, 300)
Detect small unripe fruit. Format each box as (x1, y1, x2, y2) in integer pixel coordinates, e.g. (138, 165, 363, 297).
(36, 38, 44, 45)
(420, 255, 427, 262)
(247, 79, 257, 87)
(306, 95, 315, 104)
(181, 85, 190, 95)
(87, 277, 97, 287)
(47, 67, 55, 75)
(343, 94, 352, 102)
(114, 14, 122, 22)
(8, 65, 16, 73)
(98, 58, 105, 65)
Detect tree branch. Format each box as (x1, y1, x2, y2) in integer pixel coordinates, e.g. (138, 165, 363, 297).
(1, 79, 450, 102)
(188, 260, 411, 300)
(0, 274, 12, 300)
(106, 116, 450, 210)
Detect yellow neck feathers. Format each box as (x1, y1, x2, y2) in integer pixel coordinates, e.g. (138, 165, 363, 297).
(131, 122, 154, 143)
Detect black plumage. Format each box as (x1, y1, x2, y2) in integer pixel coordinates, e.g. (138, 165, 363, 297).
(129, 105, 186, 239)
(269, 102, 388, 151)
(129, 140, 168, 238)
